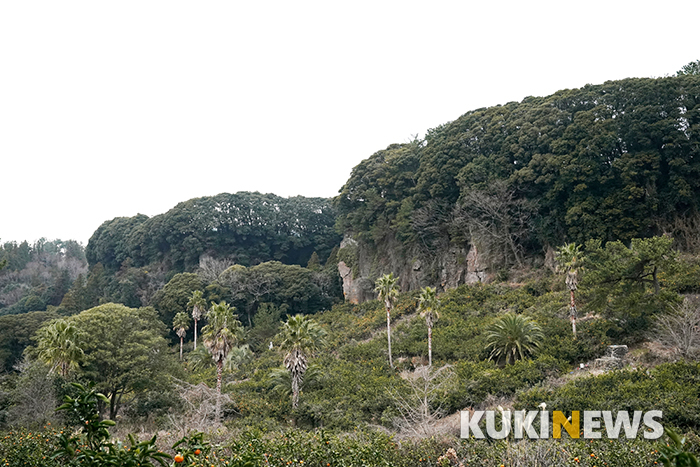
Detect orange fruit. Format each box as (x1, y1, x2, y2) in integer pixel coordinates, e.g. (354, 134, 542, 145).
(194, 449, 201, 455)
(174, 454, 184, 463)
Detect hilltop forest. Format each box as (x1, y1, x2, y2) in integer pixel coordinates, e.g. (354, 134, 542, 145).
(2, 65, 700, 466)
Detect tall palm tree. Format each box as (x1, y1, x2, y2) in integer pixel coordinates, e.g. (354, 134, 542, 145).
(36, 319, 84, 377)
(277, 314, 326, 409)
(187, 290, 207, 350)
(173, 312, 191, 361)
(486, 313, 544, 365)
(418, 286, 440, 367)
(557, 243, 582, 338)
(375, 273, 399, 369)
(201, 301, 243, 394)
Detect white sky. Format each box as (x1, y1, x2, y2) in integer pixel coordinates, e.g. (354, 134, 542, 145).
(1, 1, 698, 245)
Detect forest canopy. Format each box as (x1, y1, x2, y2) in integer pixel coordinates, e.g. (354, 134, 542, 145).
(336, 76, 700, 257)
(86, 192, 341, 272)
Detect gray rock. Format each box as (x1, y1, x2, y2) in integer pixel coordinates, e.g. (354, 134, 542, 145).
(594, 356, 624, 370)
(608, 345, 628, 359)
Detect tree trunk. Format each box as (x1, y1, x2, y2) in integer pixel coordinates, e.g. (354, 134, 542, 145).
(569, 288, 577, 339)
(109, 389, 123, 420)
(215, 359, 223, 420)
(179, 336, 184, 360)
(194, 319, 198, 350)
(428, 325, 432, 367)
(386, 306, 393, 369)
(292, 376, 300, 409)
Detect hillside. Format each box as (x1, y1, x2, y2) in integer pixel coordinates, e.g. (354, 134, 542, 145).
(335, 75, 700, 298)
(2, 71, 700, 465)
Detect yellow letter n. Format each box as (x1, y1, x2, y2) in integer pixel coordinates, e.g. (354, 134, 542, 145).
(553, 411, 580, 439)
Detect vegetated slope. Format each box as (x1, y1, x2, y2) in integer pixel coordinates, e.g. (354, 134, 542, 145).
(335, 75, 700, 293)
(230, 275, 700, 433)
(86, 191, 341, 272)
(0, 239, 87, 316)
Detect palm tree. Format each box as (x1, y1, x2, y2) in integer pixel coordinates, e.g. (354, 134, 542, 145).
(277, 314, 326, 409)
(486, 313, 544, 365)
(375, 273, 399, 369)
(36, 319, 84, 377)
(268, 364, 322, 401)
(187, 290, 207, 350)
(201, 301, 243, 394)
(223, 344, 253, 373)
(418, 286, 440, 367)
(557, 243, 582, 338)
(173, 312, 191, 361)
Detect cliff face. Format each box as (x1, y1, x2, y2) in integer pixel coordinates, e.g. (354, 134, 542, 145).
(337, 235, 491, 303)
(333, 77, 700, 304)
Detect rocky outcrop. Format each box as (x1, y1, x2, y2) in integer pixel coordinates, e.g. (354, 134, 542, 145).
(338, 234, 493, 303)
(338, 261, 375, 304)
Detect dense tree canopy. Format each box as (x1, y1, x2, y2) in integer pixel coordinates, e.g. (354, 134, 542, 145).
(152, 273, 204, 334)
(336, 76, 700, 262)
(66, 303, 176, 419)
(86, 192, 340, 273)
(0, 311, 58, 372)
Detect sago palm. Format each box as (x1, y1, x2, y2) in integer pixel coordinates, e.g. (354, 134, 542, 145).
(557, 242, 582, 338)
(277, 314, 326, 409)
(486, 313, 543, 365)
(418, 286, 440, 367)
(173, 312, 191, 361)
(187, 290, 207, 350)
(36, 319, 84, 377)
(375, 273, 399, 368)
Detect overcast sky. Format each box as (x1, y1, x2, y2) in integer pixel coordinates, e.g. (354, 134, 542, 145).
(1, 1, 698, 245)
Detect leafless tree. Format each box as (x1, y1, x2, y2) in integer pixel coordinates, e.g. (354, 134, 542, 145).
(453, 181, 536, 269)
(660, 212, 700, 254)
(166, 379, 231, 436)
(411, 200, 452, 254)
(653, 297, 700, 359)
(6, 359, 58, 428)
(197, 255, 236, 283)
(242, 269, 277, 327)
(136, 274, 165, 307)
(390, 364, 457, 437)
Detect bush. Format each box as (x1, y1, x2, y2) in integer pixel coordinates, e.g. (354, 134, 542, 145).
(516, 361, 700, 429)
